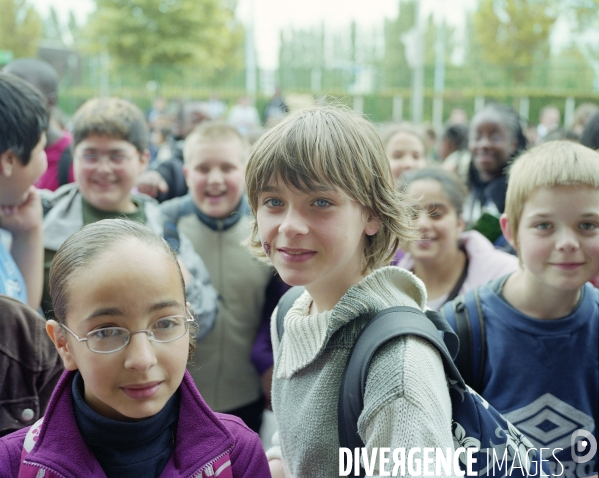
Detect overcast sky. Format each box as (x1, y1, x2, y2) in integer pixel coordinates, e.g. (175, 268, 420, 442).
(30, 0, 487, 68)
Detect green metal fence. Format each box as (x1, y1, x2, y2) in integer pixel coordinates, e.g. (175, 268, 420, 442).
(57, 57, 599, 124)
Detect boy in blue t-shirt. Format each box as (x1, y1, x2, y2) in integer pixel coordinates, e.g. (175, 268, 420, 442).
(0, 73, 48, 308)
(449, 141, 598, 477)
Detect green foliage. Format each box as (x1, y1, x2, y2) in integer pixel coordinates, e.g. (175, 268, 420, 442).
(43, 6, 64, 44)
(557, 0, 599, 30)
(68, 11, 81, 45)
(279, 24, 325, 71)
(82, 0, 243, 75)
(0, 0, 42, 58)
(473, 0, 557, 84)
(546, 44, 595, 92)
(423, 14, 455, 66)
(379, 0, 416, 89)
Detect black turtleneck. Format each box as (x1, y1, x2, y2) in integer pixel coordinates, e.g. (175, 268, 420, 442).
(72, 372, 179, 478)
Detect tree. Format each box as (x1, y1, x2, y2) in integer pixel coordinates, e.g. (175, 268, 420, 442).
(279, 26, 325, 71)
(423, 14, 455, 67)
(473, 0, 557, 85)
(379, 0, 417, 89)
(82, 0, 243, 74)
(557, 0, 599, 31)
(547, 44, 595, 91)
(68, 11, 81, 45)
(43, 6, 64, 44)
(0, 0, 42, 58)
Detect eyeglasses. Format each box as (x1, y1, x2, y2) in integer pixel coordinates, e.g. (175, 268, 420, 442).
(78, 151, 138, 169)
(61, 315, 195, 354)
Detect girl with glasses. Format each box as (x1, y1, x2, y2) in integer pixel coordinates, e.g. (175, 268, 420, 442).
(0, 219, 270, 477)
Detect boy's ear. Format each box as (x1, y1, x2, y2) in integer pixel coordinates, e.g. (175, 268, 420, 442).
(457, 216, 466, 235)
(47, 93, 58, 109)
(0, 150, 17, 177)
(139, 149, 150, 172)
(46, 320, 79, 371)
(364, 213, 382, 236)
(499, 213, 517, 249)
(510, 138, 519, 155)
(183, 165, 192, 189)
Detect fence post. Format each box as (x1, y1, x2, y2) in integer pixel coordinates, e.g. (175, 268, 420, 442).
(564, 97, 575, 128)
(433, 96, 444, 133)
(353, 95, 364, 114)
(433, 20, 445, 134)
(393, 96, 403, 122)
(519, 96, 530, 121)
(474, 96, 485, 113)
(100, 51, 110, 97)
(311, 68, 322, 93)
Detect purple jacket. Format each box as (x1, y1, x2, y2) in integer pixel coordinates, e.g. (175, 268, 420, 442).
(0, 370, 270, 478)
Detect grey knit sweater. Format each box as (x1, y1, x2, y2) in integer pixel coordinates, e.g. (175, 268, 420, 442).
(269, 267, 458, 477)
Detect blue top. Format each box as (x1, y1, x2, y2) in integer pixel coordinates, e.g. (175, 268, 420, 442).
(0, 239, 27, 303)
(478, 277, 598, 477)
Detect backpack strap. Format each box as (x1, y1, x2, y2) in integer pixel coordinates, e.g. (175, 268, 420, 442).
(275, 286, 306, 341)
(441, 288, 486, 393)
(57, 146, 73, 187)
(338, 306, 463, 453)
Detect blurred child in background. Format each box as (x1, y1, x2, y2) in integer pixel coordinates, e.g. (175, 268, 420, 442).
(40, 98, 218, 339)
(160, 121, 283, 433)
(397, 168, 518, 310)
(381, 123, 427, 186)
(465, 103, 527, 247)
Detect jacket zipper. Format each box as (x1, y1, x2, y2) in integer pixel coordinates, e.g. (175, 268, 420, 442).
(24, 447, 234, 478)
(22, 461, 67, 478)
(191, 446, 234, 478)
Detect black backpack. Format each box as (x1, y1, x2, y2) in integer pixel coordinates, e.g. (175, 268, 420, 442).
(440, 287, 486, 393)
(275, 287, 548, 477)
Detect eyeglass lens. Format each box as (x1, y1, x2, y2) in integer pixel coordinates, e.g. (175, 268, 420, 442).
(86, 316, 188, 352)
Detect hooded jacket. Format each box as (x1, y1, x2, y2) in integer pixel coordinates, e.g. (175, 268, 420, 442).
(397, 230, 519, 309)
(0, 370, 270, 478)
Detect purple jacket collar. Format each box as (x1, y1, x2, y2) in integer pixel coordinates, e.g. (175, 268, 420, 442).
(18, 370, 261, 477)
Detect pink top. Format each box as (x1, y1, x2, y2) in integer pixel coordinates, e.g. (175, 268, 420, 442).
(397, 230, 520, 306)
(35, 130, 74, 191)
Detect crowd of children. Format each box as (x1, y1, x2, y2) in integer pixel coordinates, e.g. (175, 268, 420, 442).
(0, 59, 597, 478)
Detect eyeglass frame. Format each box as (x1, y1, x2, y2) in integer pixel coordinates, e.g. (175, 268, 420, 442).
(60, 313, 195, 354)
(76, 150, 143, 169)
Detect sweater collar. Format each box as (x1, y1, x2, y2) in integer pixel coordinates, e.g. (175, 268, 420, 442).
(193, 196, 251, 231)
(276, 267, 427, 379)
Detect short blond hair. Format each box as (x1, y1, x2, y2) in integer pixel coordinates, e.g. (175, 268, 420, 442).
(245, 105, 418, 271)
(505, 140, 599, 239)
(183, 120, 249, 164)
